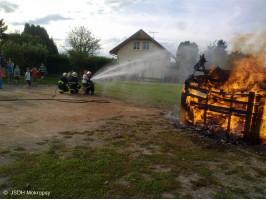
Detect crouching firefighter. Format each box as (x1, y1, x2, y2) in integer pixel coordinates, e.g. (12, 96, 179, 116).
(86, 71, 95, 95)
(69, 72, 81, 94)
(58, 72, 69, 94)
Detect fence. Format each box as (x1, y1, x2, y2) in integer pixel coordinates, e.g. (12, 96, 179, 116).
(180, 84, 265, 145)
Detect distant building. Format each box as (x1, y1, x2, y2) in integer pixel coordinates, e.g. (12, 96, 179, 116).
(109, 29, 175, 81)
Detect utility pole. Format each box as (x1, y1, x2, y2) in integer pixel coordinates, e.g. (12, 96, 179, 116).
(149, 31, 158, 38)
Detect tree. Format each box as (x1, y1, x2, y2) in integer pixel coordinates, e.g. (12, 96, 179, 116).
(23, 23, 58, 55)
(0, 19, 8, 41)
(1, 40, 24, 64)
(66, 26, 100, 56)
(1, 38, 48, 67)
(6, 33, 44, 46)
(175, 41, 199, 82)
(66, 26, 101, 71)
(204, 39, 229, 68)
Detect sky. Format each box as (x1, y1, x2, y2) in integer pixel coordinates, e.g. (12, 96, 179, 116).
(1, 0, 265, 57)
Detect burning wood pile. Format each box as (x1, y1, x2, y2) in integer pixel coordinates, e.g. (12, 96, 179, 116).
(180, 54, 266, 145)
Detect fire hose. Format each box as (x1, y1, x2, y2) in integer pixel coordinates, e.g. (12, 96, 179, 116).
(0, 98, 110, 103)
(0, 87, 111, 104)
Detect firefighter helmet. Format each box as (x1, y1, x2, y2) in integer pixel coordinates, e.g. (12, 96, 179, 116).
(87, 71, 91, 75)
(72, 72, 77, 77)
(63, 72, 67, 77)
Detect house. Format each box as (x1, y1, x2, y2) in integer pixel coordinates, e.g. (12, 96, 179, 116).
(109, 29, 175, 81)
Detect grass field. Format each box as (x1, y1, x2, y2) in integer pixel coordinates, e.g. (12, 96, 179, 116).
(2, 75, 59, 85)
(96, 81, 183, 109)
(3, 76, 183, 109)
(0, 116, 265, 198)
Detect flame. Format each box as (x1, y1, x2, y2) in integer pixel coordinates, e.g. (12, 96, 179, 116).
(261, 106, 266, 144)
(182, 54, 265, 144)
(221, 54, 265, 93)
(181, 31, 266, 144)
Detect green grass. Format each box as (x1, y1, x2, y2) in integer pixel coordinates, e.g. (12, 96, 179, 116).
(0, 147, 179, 199)
(96, 80, 183, 109)
(2, 75, 59, 85)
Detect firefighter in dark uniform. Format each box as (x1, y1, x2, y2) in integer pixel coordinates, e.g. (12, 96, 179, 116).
(86, 71, 94, 95)
(58, 72, 69, 94)
(69, 72, 81, 94)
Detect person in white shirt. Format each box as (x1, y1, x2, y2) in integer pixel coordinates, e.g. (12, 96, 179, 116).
(25, 67, 31, 90)
(82, 70, 89, 95)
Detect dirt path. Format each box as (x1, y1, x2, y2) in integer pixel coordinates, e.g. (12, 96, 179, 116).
(0, 84, 160, 151)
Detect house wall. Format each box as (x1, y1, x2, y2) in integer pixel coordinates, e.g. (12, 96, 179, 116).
(116, 40, 171, 80)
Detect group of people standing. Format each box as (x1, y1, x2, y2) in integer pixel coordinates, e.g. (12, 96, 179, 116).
(0, 51, 17, 88)
(0, 54, 47, 90)
(24, 63, 47, 90)
(58, 70, 94, 95)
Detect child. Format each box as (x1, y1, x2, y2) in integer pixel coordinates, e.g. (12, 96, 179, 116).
(0, 68, 5, 89)
(86, 71, 94, 95)
(82, 70, 88, 95)
(31, 67, 39, 87)
(39, 62, 47, 80)
(7, 58, 14, 84)
(25, 67, 31, 90)
(14, 65, 20, 85)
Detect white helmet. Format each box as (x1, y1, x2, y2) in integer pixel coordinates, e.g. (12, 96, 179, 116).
(72, 72, 77, 77)
(63, 72, 67, 77)
(87, 71, 91, 75)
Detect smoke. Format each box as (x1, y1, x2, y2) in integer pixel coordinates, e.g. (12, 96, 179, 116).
(229, 30, 266, 66)
(175, 42, 199, 82)
(91, 51, 173, 81)
(231, 31, 265, 55)
(90, 51, 180, 122)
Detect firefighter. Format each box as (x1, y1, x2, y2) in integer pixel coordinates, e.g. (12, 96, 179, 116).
(69, 72, 81, 94)
(58, 72, 69, 94)
(86, 71, 95, 95)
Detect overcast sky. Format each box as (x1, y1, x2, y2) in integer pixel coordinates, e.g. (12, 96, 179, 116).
(1, 0, 265, 57)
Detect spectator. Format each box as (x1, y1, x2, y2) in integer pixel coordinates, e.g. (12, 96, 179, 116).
(0, 55, 7, 74)
(82, 70, 88, 95)
(31, 67, 39, 87)
(67, 70, 73, 81)
(0, 67, 5, 89)
(39, 62, 47, 80)
(7, 58, 14, 84)
(14, 65, 21, 85)
(25, 67, 31, 90)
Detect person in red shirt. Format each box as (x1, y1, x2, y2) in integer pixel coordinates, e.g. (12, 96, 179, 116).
(31, 67, 39, 87)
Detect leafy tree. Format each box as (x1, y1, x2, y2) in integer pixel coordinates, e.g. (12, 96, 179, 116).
(204, 39, 229, 68)
(6, 33, 45, 46)
(22, 43, 49, 66)
(175, 41, 199, 82)
(84, 56, 113, 74)
(23, 23, 58, 55)
(1, 40, 24, 64)
(0, 19, 8, 41)
(66, 26, 100, 56)
(66, 26, 101, 71)
(1, 39, 48, 67)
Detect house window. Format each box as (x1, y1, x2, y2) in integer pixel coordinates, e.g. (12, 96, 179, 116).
(143, 42, 149, 50)
(133, 42, 140, 50)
